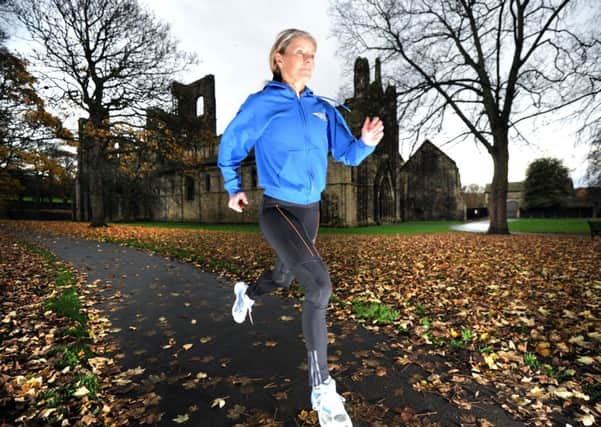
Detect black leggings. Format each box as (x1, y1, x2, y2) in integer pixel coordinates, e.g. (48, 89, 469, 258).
(246, 196, 331, 387)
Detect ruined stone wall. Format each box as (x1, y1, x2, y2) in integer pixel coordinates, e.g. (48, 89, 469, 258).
(400, 140, 465, 220)
(151, 161, 262, 224)
(96, 70, 467, 227)
(322, 161, 357, 226)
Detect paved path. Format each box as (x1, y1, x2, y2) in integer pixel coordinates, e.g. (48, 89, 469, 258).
(450, 220, 491, 233)
(7, 228, 525, 426)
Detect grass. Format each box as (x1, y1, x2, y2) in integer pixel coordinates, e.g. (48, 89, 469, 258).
(450, 329, 475, 348)
(72, 374, 99, 397)
(118, 218, 595, 235)
(524, 352, 541, 370)
(322, 221, 461, 234)
(583, 382, 601, 402)
(119, 220, 461, 235)
(45, 286, 86, 326)
(8, 196, 71, 203)
(23, 240, 87, 325)
(351, 300, 400, 325)
(23, 239, 103, 416)
(508, 218, 592, 234)
(119, 222, 261, 233)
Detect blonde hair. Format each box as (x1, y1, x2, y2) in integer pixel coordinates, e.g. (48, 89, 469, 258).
(269, 29, 317, 81)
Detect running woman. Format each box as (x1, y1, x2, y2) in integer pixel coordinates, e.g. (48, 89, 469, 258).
(217, 28, 384, 427)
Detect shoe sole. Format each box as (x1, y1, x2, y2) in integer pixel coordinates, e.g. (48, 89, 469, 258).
(318, 413, 352, 427)
(232, 282, 248, 323)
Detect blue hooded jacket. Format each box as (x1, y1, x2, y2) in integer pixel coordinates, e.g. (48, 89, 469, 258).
(218, 80, 375, 205)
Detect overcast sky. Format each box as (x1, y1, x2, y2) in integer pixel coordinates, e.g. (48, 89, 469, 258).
(10, 0, 592, 188)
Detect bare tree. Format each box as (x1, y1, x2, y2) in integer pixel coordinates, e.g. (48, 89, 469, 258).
(10, 0, 195, 226)
(585, 127, 601, 186)
(331, 0, 601, 233)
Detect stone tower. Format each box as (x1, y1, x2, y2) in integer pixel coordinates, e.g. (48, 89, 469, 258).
(344, 57, 402, 225)
(171, 75, 216, 134)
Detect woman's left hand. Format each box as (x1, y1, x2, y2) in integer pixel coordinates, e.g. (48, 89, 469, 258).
(361, 116, 384, 147)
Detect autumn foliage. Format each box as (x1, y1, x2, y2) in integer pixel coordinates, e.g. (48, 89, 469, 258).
(1, 220, 600, 425)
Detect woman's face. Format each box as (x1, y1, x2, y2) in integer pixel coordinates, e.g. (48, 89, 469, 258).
(276, 36, 316, 88)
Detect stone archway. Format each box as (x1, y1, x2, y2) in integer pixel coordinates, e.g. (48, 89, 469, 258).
(375, 173, 395, 224)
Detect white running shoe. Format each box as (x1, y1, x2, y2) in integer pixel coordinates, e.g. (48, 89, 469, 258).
(311, 377, 352, 427)
(232, 281, 255, 324)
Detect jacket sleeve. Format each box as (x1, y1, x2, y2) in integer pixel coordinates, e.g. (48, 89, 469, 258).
(327, 106, 375, 166)
(218, 96, 263, 196)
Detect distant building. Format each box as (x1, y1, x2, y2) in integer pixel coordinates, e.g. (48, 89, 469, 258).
(484, 182, 524, 219)
(462, 188, 487, 220)
(399, 140, 465, 221)
(484, 182, 600, 218)
(572, 187, 600, 218)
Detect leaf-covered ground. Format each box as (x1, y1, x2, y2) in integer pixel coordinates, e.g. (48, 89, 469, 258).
(2, 220, 600, 426)
(0, 231, 164, 425)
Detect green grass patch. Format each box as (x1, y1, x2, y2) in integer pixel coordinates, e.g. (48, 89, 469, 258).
(38, 387, 64, 408)
(64, 324, 89, 339)
(22, 239, 87, 326)
(415, 303, 428, 317)
(8, 196, 71, 203)
(49, 343, 91, 370)
(71, 374, 99, 398)
(54, 267, 74, 287)
(119, 221, 261, 233)
(352, 300, 400, 325)
(524, 352, 541, 370)
(322, 221, 461, 234)
(119, 220, 461, 235)
(450, 329, 475, 348)
(21, 240, 57, 261)
(45, 286, 86, 326)
(509, 218, 591, 234)
(121, 218, 594, 235)
(478, 345, 493, 354)
(583, 382, 601, 402)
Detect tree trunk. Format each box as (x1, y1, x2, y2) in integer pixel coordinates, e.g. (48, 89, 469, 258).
(88, 136, 107, 227)
(488, 137, 510, 234)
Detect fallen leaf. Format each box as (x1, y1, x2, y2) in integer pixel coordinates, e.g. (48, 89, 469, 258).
(73, 386, 90, 397)
(172, 413, 189, 423)
(210, 397, 227, 408)
(226, 404, 246, 420)
(577, 356, 594, 365)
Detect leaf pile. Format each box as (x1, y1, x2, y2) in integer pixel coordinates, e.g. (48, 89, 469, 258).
(0, 230, 161, 425)
(2, 220, 600, 425)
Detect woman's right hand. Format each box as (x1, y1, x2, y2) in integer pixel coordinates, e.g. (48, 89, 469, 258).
(228, 192, 248, 213)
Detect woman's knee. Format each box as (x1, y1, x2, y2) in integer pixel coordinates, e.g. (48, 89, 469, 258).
(292, 259, 331, 306)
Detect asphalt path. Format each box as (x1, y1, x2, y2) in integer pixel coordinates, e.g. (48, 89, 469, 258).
(6, 228, 526, 427)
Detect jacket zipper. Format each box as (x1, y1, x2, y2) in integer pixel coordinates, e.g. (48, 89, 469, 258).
(297, 95, 312, 198)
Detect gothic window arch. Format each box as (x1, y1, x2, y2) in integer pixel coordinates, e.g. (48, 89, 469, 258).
(374, 168, 395, 223)
(197, 96, 204, 117)
(185, 176, 195, 201)
(252, 167, 258, 188)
